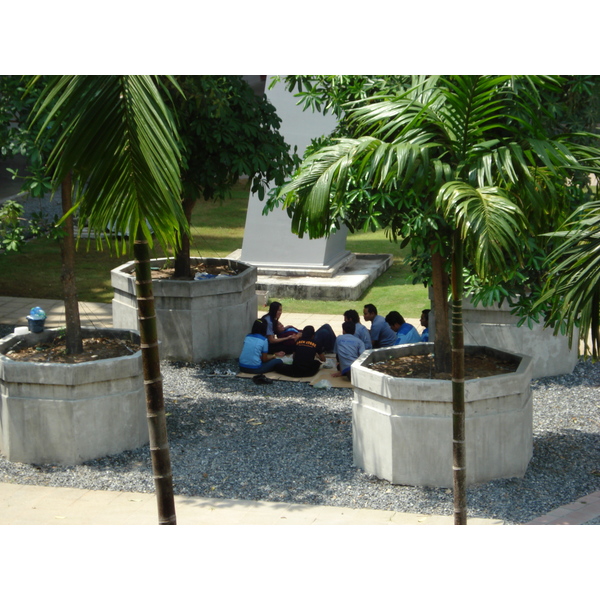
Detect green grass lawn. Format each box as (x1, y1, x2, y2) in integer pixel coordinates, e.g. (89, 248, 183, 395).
(0, 183, 429, 318)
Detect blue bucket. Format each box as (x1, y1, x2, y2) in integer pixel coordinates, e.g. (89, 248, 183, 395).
(26, 316, 46, 333)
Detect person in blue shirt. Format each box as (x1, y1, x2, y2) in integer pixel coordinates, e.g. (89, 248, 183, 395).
(385, 311, 421, 345)
(238, 318, 285, 374)
(343, 309, 372, 350)
(333, 321, 366, 379)
(420, 309, 431, 342)
(363, 303, 397, 348)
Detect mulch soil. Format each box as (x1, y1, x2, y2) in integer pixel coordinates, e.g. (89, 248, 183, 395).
(3, 336, 140, 363)
(368, 352, 520, 380)
(150, 262, 240, 281)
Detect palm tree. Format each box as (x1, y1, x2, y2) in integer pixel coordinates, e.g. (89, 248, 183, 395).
(276, 75, 598, 523)
(537, 199, 600, 359)
(29, 75, 189, 525)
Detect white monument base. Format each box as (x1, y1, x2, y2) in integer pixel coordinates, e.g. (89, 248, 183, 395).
(229, 250, 393, 301)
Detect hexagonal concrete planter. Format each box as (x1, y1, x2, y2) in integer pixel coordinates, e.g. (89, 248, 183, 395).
(461, 296, 577, 378)
(111, 257, 258, 362)
(351, 343, 533, 488)
(0, 328, 147, 465)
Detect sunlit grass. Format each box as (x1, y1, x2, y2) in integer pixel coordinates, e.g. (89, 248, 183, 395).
(0, 181, 429, 318)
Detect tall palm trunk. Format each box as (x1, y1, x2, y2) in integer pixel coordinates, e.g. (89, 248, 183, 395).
(60, 172, 83, 354)
(451, 231, 467, 524)
(431, 249, 452, 372)
(134, 231, 177, 525)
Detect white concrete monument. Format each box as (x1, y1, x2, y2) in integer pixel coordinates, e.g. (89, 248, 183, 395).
(239, 76, 351, 277)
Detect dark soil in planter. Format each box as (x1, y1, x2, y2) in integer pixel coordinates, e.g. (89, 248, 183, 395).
(368, 352, 520, 380)
(150, 261, 242, 281)
(4, 335, 140, 363)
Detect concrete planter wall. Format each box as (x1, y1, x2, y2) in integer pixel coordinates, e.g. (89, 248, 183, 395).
(0, 328, 147, 465)
(426, 290, 577, 378)
(351, 343, 533, 488)
(111, 257, 258, 362)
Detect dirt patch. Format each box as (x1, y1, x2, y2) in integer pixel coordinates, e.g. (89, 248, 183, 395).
(150, 261, 241, 281)
(368, 352, 520, 380)
(4, 336, 140, 363)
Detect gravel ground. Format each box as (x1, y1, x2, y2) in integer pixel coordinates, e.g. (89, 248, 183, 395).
(0, 322, 599, 525)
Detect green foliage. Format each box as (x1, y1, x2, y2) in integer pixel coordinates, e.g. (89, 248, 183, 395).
(273, 76, 411, 132)
(272, 76, 600, 297)
(29, 75, 188, 254)
(166, 76, 298, 203)
(0, 76, 56, 198)
(537, 199, 600, 358)
(540, 75, 600, 145)
(0, 199, 25, 252)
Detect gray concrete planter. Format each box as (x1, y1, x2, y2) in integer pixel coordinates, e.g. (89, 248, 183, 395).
(425, 291, 578, 378)
(0, 328, 147, 465)
(351, 343, 533, 488)
(111, 257, 258, 362)
(461, 297, 578, 378)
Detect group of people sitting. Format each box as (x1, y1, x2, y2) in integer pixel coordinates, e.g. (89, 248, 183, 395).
(238, 301, 431, 380)
(238, 301, 335, 378)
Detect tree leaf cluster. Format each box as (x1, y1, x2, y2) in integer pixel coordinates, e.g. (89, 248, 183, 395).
(165, 76, 298, 204)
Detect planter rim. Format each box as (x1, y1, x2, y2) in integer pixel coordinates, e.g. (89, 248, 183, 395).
(352, 343, 533, 385)
(0, 327, 142, 367)
(112, 256, 255, 281)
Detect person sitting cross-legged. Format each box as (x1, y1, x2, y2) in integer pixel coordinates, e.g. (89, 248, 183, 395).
(363, 303, 397, 348)
(332, 321, 366, 380)
(274, 325, 326, 379)
(385, 311, 422, 345)
(238, 318, 285, 374)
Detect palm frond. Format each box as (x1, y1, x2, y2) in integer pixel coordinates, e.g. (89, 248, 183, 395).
(436, 181, 526, 277)
(30, 75, 187, 253)
(538, 201, 600, 357)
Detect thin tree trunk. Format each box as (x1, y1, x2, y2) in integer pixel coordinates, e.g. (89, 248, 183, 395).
(173, 196, 197, 278)
(431, 249, 452, 373)
(134, 232, 177, 525)
(60, 173, 83, 355)
(451, 232, 467, 525)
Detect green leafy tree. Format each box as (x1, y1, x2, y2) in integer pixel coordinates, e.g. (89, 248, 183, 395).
(29, 75, 189, 525)
(537, 200, 600, 359)
(271, 75, 600, 523)
(162, 75, 297, 278)
(2, 76, 83, 353)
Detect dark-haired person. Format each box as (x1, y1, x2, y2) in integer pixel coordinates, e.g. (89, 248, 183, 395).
(275, 325, 325, 378)
(363, 303, 396, 348)
(332, 321, 366, 379)
(343, 309, 372, 350)
(262, 301, 301, 353)
(238, 318, 285, 374)
(385, 311, 421, 345)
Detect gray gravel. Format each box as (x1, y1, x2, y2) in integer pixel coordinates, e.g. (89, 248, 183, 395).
(0, 322, 599, 525)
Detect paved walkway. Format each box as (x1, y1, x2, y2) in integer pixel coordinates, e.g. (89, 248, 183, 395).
(0, 482, 501, 525)
(0, 296, 598, 525)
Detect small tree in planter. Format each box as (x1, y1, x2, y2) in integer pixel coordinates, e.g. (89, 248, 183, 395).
(28, 75, 190, 525)
(272, 75, 600, 523)
(163, 75, 297, 278)
(1, 75, 85, 353)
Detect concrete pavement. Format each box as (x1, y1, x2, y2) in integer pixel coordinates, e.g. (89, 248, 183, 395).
(0, 482, 503, 525)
